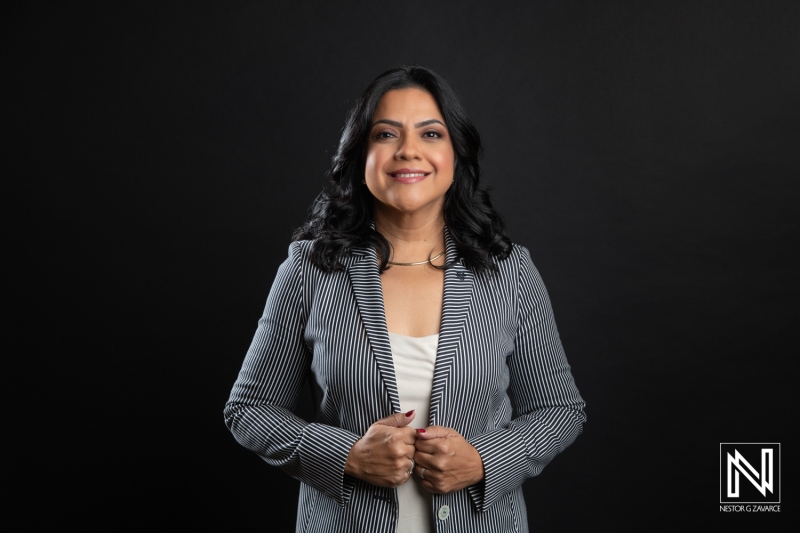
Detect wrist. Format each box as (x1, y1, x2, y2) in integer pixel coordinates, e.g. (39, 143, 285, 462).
(344, 438, 361, 478)
(470, 443, 486, 483)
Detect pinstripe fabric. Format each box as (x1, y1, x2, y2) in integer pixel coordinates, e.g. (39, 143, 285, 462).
(225, 229, 586, 532)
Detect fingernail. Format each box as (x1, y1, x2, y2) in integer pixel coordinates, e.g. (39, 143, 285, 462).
(405, 410, 415, 417)
(416, 428, 426, 434)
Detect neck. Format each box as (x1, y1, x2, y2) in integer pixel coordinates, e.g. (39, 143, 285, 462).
(373, 204, 446, 264)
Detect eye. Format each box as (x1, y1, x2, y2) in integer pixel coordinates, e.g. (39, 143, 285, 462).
(372, 130, 396, 141)
(423, 130, 443, 138)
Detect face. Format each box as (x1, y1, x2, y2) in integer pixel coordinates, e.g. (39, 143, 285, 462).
(364, 87, 455, 218)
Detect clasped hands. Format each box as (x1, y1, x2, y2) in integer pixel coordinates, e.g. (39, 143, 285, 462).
(344, 410, 485, 494)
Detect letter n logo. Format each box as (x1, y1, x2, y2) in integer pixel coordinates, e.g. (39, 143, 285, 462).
(720, 443, 780, 504)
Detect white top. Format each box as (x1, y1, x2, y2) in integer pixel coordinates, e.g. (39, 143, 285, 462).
(388, 332, 439, 533)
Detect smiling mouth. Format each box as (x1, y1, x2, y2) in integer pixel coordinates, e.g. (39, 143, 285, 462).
(389, 172, 430, 178)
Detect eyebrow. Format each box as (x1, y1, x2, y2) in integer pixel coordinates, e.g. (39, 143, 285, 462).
(372, 119, 446, 128)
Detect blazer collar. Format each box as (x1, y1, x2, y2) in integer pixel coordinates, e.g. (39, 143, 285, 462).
(346, 226, 475, 422)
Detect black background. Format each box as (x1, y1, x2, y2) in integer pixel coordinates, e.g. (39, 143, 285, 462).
(9, 1, 798, 529)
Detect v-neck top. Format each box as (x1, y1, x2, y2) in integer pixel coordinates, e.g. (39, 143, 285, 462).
(387, 331, 439, 533)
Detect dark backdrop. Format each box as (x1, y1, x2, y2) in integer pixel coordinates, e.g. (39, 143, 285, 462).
(10, 1, 799, 530)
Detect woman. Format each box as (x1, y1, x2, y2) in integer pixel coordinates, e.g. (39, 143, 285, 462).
(225, 66, 586, 532)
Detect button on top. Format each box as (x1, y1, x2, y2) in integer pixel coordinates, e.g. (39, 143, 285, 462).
(437, 505, 450, 520)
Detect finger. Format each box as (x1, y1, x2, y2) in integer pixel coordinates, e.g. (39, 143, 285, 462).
(375, 410, 415, 428)
(420, 478, 443, 494)
(412, 450, 436, 469)
(397, 442, 417, 460)
(399, 427, 419, 446)
(414, 425, 451, 439)
(413, 437, 449, 455)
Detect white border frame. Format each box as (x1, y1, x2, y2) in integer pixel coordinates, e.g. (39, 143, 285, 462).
(720, 442, 781, 504)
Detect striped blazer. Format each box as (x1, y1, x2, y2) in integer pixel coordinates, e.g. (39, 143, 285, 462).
(225, 230, 586, 532)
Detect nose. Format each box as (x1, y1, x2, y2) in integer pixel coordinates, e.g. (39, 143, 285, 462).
(395, 134, 421, 160)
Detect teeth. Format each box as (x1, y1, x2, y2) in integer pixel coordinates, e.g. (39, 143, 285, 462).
(394, 173, 426, 178)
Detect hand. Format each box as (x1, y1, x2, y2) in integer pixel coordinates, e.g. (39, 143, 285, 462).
(413, 426, 485, 494)
(344, 410, 418, 488)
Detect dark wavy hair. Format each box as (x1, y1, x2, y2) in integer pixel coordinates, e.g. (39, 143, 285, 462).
(293, 65, 512, 274)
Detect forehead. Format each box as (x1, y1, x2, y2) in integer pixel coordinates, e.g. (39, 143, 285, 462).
(373, 87, 444, 121)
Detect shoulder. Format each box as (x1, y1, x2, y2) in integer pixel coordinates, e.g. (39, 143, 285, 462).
(286, 239, 364, 270)
(508, 243, 533, 264)
(476, 243, 549, 300)
(284, 239, 361, 288)
(287, 239, 315, 263)
(486, 242, 536, 278)
(283, 239, 322, 281)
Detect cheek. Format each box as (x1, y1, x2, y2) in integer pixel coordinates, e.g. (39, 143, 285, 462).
(364, 152, 378, 179)
(433, 148, 455, 176)
(364, 147, 387, 179)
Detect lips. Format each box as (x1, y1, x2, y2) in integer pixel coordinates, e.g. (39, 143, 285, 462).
(388, 168, 431, 183)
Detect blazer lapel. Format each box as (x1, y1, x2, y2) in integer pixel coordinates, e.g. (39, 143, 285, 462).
(346, 247, 402, 414)
(345, 227, 476, 423)
(429, 228, 475, 426)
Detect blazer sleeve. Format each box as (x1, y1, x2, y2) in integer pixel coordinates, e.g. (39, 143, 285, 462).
(223, 242, 361, 506)
(467, 245, 586, 511)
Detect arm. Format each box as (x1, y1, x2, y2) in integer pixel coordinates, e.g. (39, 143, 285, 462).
(223, 243, 361, 506)
(466, 246, 586, 511)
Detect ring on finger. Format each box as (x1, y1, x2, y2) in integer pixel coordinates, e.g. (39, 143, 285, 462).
(407, 459, 415, 475)
(419, 467, 426, 480)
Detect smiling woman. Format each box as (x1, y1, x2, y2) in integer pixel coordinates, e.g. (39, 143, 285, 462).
(224, 65, 586, 533)
(365, 88, 455, 220)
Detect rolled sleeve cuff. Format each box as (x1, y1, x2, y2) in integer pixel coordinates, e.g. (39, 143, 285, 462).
(295, 423, 361, 506)
(467, 428, 530, 512)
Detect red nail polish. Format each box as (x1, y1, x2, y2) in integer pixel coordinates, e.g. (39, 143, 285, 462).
(416, 428, 426, 434)
(405, 410, 415, 417)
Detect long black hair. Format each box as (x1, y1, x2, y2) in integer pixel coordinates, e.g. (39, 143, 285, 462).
(293, 65, 512, 274)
